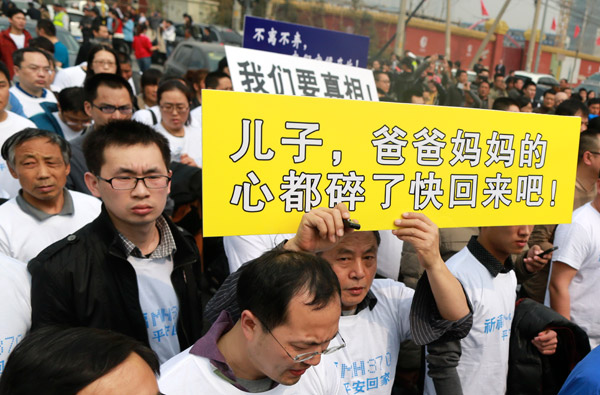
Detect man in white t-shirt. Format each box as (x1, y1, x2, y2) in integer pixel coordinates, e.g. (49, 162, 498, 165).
(9, 48, 57, 118)
(0, 128, 100, 263)
(206, 206, 472, 395)
(548, 178, 600, 349)
(159, 248, 345, 394)
(424, 226, 557, 395)
(0, 253, 31, 375)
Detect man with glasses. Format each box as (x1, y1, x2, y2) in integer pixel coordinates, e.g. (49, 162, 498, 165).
(205, 205, 471, 394)
(0, 128, 100, 263)
(31, 87, 92, 141)
(28, 120, 204, 364)
(159, 249, 346, 394)
(67, 73, 135, 194)
(9, 47, 57, 118)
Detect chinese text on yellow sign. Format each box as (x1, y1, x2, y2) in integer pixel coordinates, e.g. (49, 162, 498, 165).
(202, 90, 580, 237)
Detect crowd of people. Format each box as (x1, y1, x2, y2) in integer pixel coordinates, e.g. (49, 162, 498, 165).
(0, 3, 598, 393)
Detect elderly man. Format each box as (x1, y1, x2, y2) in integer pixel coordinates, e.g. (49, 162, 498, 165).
(0, 128, 100, 263)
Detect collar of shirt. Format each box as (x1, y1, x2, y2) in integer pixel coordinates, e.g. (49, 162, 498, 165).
(118, 215, 177, 259)
(16, 82, 47, 98)
(190, 310, 277, 392)
(16, 188, 73, 220)
(355, 289, 378, 314)
(466, 235, 514, 277)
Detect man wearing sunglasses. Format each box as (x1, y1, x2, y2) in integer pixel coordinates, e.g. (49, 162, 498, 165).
(28, 120, 204, 365)
(66, 73, 135, 194)
(159, 249, 346, 394)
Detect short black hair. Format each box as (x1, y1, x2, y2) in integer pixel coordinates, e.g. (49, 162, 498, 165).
(0, 326, 159, 395)
(523, 80, 537, 90)
(83, 120, 171, 175)
(117, 51, 131, 65)
(492, 97, 519, 111)
(58, 87, 86, 113)
(373, 70, 389, 82)
(493, 73, 504, 81)
(478, 80, 490, 88)
(12, 47, 52, 68)
(6, 8, 25, 18)
(237, 249, 341, 331)
(455, 69, 467, 79)
(86, 44, 121, 78)
(91, 18, 105, 32)
(141, 68, 163, 88)
(587, 98, 600, 106)
(83, 73, 134, 104)
(516, 96, 532, 109)
(28, 36, 54, 54)
(36, 18, 56, 36)
(543, 89, 556, 98)
(402, 86, 424, 103)
(204, 71, 230, 89)
(578, 129, 600, 162)
(1, 128, 71, 168)
(556, 99, 589, 117)
(0, 61, 10, 82)
(218, 56, 228, 73)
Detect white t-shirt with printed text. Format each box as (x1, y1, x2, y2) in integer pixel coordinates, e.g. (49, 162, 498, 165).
(0, 253, 31, 375)
(158, 346, 343, 394)
(128, 255, 180, 364)
(545, 202, 600, 348)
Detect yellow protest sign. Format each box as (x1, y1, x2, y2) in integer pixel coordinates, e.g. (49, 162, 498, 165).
(202, 90, 580, 237)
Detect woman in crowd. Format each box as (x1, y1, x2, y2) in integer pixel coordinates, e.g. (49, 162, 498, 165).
(153, 80, 202, 167)
(85, 44, 121, 79)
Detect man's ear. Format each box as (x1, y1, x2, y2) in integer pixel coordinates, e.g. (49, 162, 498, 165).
(240, 310, 260, 341)
(84, 171, 101, 198)
(84, 101, 92, 117)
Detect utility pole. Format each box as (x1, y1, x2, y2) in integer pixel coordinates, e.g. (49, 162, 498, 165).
(232, 1, 242, 31)
(468, 0, 512, 71)
(445, 0, 451, 60)
(533, 0, 549, 72)
(569, 0, 593, 82)
(394, 0, 407, 57)
(525, 0, 542, 72)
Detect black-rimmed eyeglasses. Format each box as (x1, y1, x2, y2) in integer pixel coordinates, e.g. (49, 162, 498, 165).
(97, 175, 171, 190)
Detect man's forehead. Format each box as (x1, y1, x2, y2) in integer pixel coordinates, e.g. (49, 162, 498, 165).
(101, 143, 166, 170)
(331, 232, 378, 252)
(22, 52, 49, 65)
(95, 86, 132, 103)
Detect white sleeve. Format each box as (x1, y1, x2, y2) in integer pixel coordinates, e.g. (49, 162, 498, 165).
(132, 108, 155, 126)
(552, 221, 590, 271)
(223, 234, 291, 273)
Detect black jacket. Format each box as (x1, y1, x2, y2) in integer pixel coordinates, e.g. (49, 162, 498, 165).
(507, 298, 590, 395)
(28, 207, 204, 350)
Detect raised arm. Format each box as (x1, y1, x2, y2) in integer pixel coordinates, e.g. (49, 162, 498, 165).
(393, 212, 469, 321)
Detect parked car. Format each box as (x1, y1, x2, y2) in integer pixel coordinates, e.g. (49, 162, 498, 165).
(574, 72, 600, 97)
(164, 41, 226, 77)
(66, 8, 84, 42)
(0, 17, 80, 67)
(174, 23, 242, 47)
(513, 71, 559, 101)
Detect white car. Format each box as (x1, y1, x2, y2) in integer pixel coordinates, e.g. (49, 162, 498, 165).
(66, 8, 84, 42)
